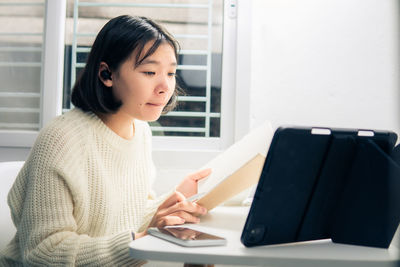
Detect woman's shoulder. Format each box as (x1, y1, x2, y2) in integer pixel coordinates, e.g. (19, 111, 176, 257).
(20, 109, 93, 181)
(33, 109, 93, 156)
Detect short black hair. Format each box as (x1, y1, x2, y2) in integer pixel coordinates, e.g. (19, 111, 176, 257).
(71, 15, 182, 114)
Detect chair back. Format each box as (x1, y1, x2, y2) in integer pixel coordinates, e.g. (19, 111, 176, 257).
(0, 161, 24, 250)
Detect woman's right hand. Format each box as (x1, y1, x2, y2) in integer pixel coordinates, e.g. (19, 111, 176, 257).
(148, 191, 208, 229)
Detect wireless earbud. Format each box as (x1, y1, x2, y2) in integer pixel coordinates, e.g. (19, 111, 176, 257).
(100, 70, 112, 80)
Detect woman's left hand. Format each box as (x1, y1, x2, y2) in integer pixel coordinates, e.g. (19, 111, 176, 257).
(175, 168, 212, 198)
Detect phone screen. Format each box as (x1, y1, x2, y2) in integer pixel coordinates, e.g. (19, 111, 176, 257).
(159, 227, 225, 241)
(148, 227, 227, 247)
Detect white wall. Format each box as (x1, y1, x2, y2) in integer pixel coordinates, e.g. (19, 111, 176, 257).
(249, 0, 400, 134)
(2, 0, 400, 196)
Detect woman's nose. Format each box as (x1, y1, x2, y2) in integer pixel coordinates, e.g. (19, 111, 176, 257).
(155, 75, 172, 94)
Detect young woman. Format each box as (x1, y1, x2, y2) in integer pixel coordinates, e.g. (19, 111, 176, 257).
(0, 15, 211, 266)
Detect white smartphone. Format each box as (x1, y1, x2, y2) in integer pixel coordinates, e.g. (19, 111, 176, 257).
(147, 227, 227, 247)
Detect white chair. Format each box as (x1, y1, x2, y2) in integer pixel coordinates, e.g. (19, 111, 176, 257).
(0, 161, 24, 251)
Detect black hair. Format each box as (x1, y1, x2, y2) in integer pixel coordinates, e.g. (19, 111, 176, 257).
(71, 15, 182, 114)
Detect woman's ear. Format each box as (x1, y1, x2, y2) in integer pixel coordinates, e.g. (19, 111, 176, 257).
(98, 62, 113, 87)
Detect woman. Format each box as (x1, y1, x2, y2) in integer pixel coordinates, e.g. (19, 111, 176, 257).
(0, 15, 211, 266)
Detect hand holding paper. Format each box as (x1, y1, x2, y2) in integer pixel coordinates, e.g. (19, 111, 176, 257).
(176, 168, 212, 198)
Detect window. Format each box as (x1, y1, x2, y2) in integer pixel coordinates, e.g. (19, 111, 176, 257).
(0, 1, 45, 132)
(0, 0, 237, 153)
(0, 0, 66, 147)
(64, 0, 225, 139)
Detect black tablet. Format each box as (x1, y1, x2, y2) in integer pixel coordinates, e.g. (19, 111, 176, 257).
(240, 126, 398, 248)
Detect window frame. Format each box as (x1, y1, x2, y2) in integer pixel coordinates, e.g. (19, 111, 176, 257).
(0, 0, 66, 148)
(0, 0, 249, 163)
(153, 0, 252, 169)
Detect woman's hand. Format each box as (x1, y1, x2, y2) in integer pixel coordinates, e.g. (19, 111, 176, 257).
(147, 191, 208, 229)
(175, 168, 212, 198)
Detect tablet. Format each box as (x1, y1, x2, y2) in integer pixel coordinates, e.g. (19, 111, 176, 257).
(148, 227, 227, 247)
(240, 126, 397, 247)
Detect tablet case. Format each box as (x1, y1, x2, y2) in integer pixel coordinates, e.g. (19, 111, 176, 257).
(240, 126, 399, 248)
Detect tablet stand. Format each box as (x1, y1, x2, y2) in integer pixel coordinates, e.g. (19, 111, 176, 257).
(241, 127, 400, 248)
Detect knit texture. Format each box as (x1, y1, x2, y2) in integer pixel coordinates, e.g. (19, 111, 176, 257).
(0, 108, 169, 266)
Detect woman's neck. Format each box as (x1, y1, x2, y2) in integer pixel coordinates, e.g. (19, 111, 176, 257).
(97, 110, 135, 140)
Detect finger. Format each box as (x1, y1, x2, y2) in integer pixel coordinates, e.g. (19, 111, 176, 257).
(159, 200, 207, 218)
(191, 203, 208, 217)
(155, 215, 185, 228)
(169, 210, 201, 224)
(158, 191, 186, 210)
(180, 201, 209, 217)
(189, 168, 212, 182)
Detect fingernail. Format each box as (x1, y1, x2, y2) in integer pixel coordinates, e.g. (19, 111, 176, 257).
(196, 218, 200, 223)
(202, 207, 207, 214)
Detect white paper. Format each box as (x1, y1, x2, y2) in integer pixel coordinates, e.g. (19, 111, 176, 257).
(197, 121, 274, 195)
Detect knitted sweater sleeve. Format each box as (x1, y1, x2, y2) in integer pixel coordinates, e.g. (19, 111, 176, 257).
(7, 125, 144, 266)
(136, 121, 175, 232)
(138, 190, 174, 232)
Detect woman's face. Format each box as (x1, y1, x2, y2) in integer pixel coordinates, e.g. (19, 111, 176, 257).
(105, 41, 177, 122)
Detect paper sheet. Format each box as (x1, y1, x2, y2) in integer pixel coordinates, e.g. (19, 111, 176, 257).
(193, 121, 274, 210)
(196, 153, 266, 210)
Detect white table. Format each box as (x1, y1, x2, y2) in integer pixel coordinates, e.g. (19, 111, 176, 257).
(129, 206, 400, 266)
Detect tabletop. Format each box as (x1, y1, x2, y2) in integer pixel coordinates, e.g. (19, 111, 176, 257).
(129, 206, 400, 266)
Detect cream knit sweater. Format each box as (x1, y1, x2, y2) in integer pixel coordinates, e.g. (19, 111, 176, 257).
(0, 108, 168, 266)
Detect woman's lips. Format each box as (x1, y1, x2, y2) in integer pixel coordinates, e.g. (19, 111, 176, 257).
(147, 103, 163, 107)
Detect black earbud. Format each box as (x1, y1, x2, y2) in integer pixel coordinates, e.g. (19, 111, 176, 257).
(100, 70, 112, 80)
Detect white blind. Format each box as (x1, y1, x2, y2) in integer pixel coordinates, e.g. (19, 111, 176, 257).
(0, 1, 45, 131)
(64, 0, 223, 137)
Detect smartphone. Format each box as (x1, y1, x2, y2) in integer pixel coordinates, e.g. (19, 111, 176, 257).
(147, 227, 227, 247)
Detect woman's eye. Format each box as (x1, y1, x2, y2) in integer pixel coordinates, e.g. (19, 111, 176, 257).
(168, 72, 176, 77)
(143, 72, 155, 76)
